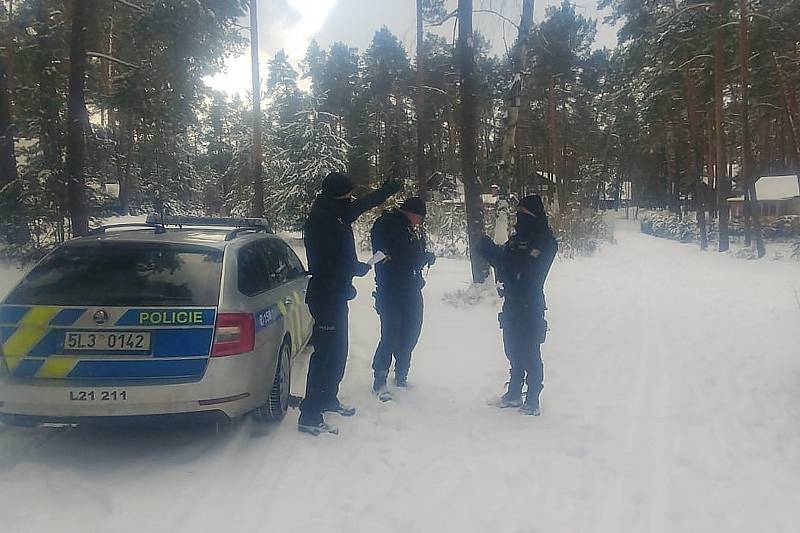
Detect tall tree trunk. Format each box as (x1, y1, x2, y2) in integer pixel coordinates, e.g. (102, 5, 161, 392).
(500, 0, 534, 193)
(116, 113, 134, 215)
(758, 114, 770, 174)
(457, 0, 488, 283)
(37, 0, 62, 195)
(772, 52, 800, 183)
(102, 10, 113, 113)
(664, 124, 680, 216)
(415, 0, 428, 199)
(548, 77, 565, 210)
(707, 114, 717, 219)
(0, 44, 17, 197)
(739, 0, 764, 257)
(713, 0, 730, 251)
(0, 0, 18, 202)
(681, 66, 708, 249)
(65, 0, 93, 237)
(250, 0, 263, 218)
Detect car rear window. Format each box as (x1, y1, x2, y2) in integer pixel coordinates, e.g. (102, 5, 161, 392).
(5, 242, 224, 307)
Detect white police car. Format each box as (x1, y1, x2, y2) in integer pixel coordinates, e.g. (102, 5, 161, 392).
(0, 216, 312, 426)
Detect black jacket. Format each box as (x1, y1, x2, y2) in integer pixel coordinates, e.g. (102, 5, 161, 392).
(371, 209, 431, 293)
(480, 228, 558, 312)
(304, 185, 396, 302)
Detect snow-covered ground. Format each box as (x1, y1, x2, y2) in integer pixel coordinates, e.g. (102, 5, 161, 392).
(1, 218, 800, 533)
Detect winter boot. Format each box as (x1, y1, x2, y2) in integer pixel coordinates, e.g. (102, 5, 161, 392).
(322, 400, 356, 417)
(499, 371, 524, 408)
(519, 402, 541, 416)
(373, 372, 392, 402)
(372, 372, 388, 392)
(298, 420, 340, 436)
(520, 388, 541, 416)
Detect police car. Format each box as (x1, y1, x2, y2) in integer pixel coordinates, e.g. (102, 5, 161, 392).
(0, 216, 313, 426)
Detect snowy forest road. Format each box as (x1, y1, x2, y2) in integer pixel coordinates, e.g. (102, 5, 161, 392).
(1, 218, 799, 533)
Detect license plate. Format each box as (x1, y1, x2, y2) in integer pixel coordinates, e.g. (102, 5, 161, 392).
(63, 331, 151, 353)
(69, 390, 128, 402)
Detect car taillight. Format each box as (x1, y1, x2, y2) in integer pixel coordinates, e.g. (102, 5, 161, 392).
(212, 313, 255, 357)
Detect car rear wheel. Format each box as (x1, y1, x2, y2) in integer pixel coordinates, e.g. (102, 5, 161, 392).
(253, 341, 291, 421)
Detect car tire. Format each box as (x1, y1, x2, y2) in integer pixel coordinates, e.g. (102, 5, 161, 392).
(253, 341, 291, 422)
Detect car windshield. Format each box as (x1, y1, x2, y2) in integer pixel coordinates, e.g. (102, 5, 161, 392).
(5, 242, 223, 307)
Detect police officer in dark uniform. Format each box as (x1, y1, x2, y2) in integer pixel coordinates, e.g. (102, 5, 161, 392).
(299, 172, 400, 435)
(370, 197, 435, 400)
(479, 195, 558, 415)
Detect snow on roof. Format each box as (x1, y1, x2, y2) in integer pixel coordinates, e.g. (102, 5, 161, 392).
(755, 175, 799, 200)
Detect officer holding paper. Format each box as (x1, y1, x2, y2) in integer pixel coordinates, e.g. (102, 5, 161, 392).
(369, 197, 435, 400)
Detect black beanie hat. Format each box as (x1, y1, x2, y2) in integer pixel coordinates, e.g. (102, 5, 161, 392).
(400, 197, 427, 217)
(321, 171, 354, 198)
(518, 195, 546, 217)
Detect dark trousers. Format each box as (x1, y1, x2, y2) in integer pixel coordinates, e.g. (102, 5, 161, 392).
(372, 288, 423, 381)
(300, 296, 349, 424)
(501, 306, 545, 402)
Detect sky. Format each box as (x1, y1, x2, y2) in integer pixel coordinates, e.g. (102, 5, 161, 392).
(206, 0, 620, 96)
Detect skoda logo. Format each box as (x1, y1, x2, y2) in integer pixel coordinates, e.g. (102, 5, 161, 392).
(93, 310, 109, 325)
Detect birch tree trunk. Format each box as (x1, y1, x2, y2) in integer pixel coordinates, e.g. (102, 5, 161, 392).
(250, 0, 264, 217)
(499, 0, 533, 193)
(415, 0, 428, 199)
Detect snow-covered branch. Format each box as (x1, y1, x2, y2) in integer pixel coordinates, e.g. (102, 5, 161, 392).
(676, 54, 713, 70)
(749, 12, 785, 30)
(656, 3, 713, 30)
(111, 0, 146, 13)
(86, 52, 141, 69)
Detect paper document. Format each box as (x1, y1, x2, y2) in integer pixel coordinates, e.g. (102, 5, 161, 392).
(367, 251, 387, 266)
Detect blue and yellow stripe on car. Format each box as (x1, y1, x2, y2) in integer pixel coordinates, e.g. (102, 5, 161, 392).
(1, 306, 63, 373)
(0, 306, 215, 381)
(277, 290, 306, 354)
(255, 290, 307, 355)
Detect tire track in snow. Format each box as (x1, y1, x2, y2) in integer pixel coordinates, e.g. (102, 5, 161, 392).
(592, 231, 671, 532)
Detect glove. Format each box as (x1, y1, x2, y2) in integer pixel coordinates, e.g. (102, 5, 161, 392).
(353, 261, 371, 277)
(379, 179, 402, 196)
(424, 251, 436, 267)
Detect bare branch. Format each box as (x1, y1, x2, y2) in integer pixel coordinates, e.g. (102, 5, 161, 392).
(774, 55, 800, 64)
(87, 51, 141, 69)
(111, 0, 146, 13)
(426, 8, 458, 28)
(473, 9, 520, 31)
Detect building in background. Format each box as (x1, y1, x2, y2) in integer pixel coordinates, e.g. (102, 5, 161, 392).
(728, 175, 800, 218)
